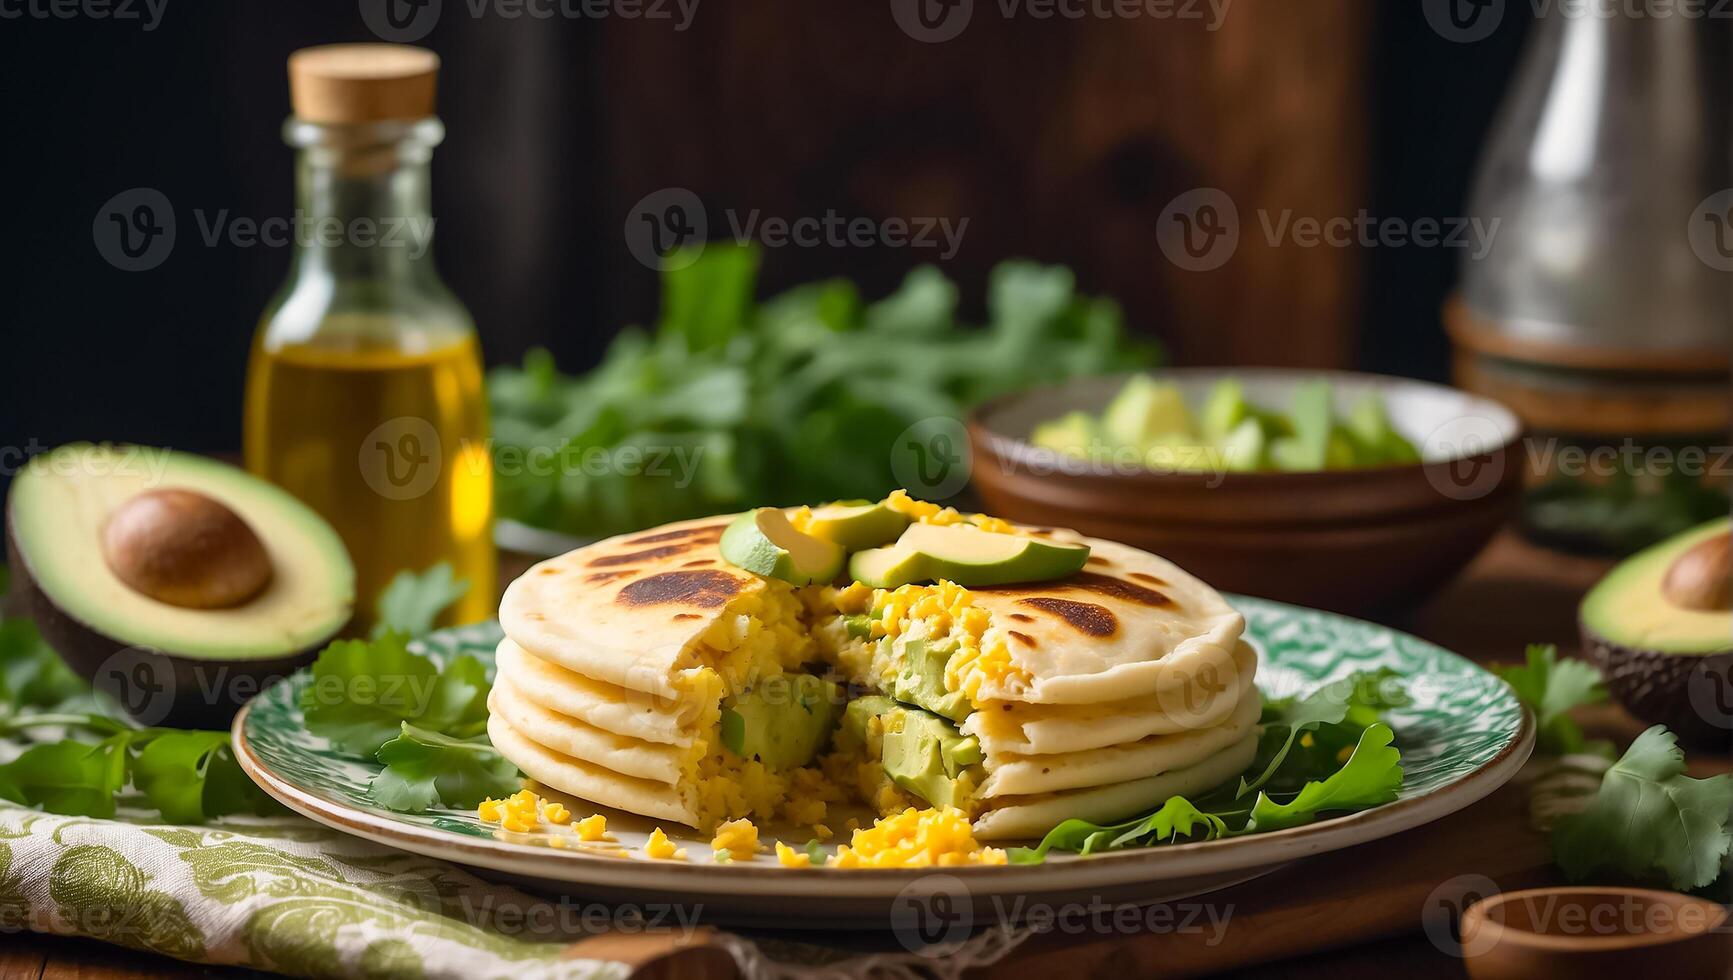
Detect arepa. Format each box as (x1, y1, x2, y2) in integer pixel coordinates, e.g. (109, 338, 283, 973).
(489, 495, 1263, 840)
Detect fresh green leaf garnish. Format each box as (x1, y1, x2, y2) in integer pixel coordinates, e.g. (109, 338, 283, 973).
(1242, 723, 1404, 832)
(0, 739, 123, 818)
(1239, 668, 1406, 798)
(1552, 726, 1733, 891)
(372, 562, 470, 639)
(0, 618, 87, 709)
(1495, 644, 1610, 756)
(1015, 723, 1405, 863)
(301, 621, 518, 812)
(301, 632, 437, 757)
(368, 723, 519, 813)
(132, 730, 278, 824)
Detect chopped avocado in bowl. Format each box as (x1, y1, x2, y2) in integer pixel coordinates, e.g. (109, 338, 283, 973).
(969, 369, 1524, 612)
(1030, 374, 1420, 474)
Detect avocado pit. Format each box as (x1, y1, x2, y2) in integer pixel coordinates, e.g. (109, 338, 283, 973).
(1660, 533, 1730, 613)
(102, 489, 274, 609)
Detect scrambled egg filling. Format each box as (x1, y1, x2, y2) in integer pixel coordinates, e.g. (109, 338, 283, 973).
(831, 807, 1008, 868)
(867, 580, 1030, 704)
(691, 750, 846, 829)
(882, 489, 1015, 534)
(710, 818, 761, 861)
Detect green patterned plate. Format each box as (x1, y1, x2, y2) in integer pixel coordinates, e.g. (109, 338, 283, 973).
(234, 597, 1532, 920)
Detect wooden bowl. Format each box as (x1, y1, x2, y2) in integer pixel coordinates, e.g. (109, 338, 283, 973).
(1461, 887, 1730, 980)
(967, 369, 1524, 613)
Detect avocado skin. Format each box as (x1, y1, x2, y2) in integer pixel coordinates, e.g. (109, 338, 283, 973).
(5, 503, 339, 730)
(1582, 621, 1733, 750)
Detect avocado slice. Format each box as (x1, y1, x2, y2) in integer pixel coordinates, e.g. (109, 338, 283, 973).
(4, 443, 355, 727)
(719, 673, 842, 768)
(1103, 375, 1194, 447)
(897, 522, 1088, 588)
(886, 639, 971, 722)
(879, 704, 983, 808)
(720, 507, 845, 586)
(848, 544, 932, 589)
(800, 500, 911, 551)
(1582, 517, 1732, 746)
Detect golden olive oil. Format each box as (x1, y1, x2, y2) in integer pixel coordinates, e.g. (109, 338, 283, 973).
(247, 48, 494, 634)
(244, 327, 495, 633)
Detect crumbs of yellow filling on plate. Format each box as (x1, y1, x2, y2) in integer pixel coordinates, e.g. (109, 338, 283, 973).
(479, 791, 613, 842)
(831, 807, 1007, 868)
(774, 841, 811, 868)
(710, 818, 761, 861)
(644, 827, 688, 861)
(478, 789, 555, 833)
(575, 814, 608, 841)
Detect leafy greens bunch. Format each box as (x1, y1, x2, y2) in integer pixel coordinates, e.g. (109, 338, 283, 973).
(489, 244, 1161, 538)
(1011, 670, 1408, 862)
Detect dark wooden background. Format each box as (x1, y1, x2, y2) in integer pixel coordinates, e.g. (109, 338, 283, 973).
(0, 1, 1529, 494)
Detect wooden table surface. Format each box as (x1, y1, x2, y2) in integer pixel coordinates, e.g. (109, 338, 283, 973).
(2, 528, 1721, 980)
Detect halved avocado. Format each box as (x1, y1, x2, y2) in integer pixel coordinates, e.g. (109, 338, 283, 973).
(5, 444, 354, 728)
(1581, 517, 1732, 747)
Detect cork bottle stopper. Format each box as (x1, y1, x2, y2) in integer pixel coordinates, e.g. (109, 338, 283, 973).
(289, 44, 440, 124)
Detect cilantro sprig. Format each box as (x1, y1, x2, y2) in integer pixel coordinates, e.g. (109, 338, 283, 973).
(300, 566, 519, 812)
(1494, 644, 1611, 757)
(1553, 726, 1733, 891)
(1496, 642, 1730, 893)
(0, 710, 278, 822)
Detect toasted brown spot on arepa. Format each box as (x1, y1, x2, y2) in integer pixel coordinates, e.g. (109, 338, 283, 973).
(616, 569, 745, 609)
(1015, 597, 1117, 637)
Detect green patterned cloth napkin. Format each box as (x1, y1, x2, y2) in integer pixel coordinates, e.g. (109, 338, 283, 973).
(0, 802, 633, 979)
(0, 801, 1026, 980)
